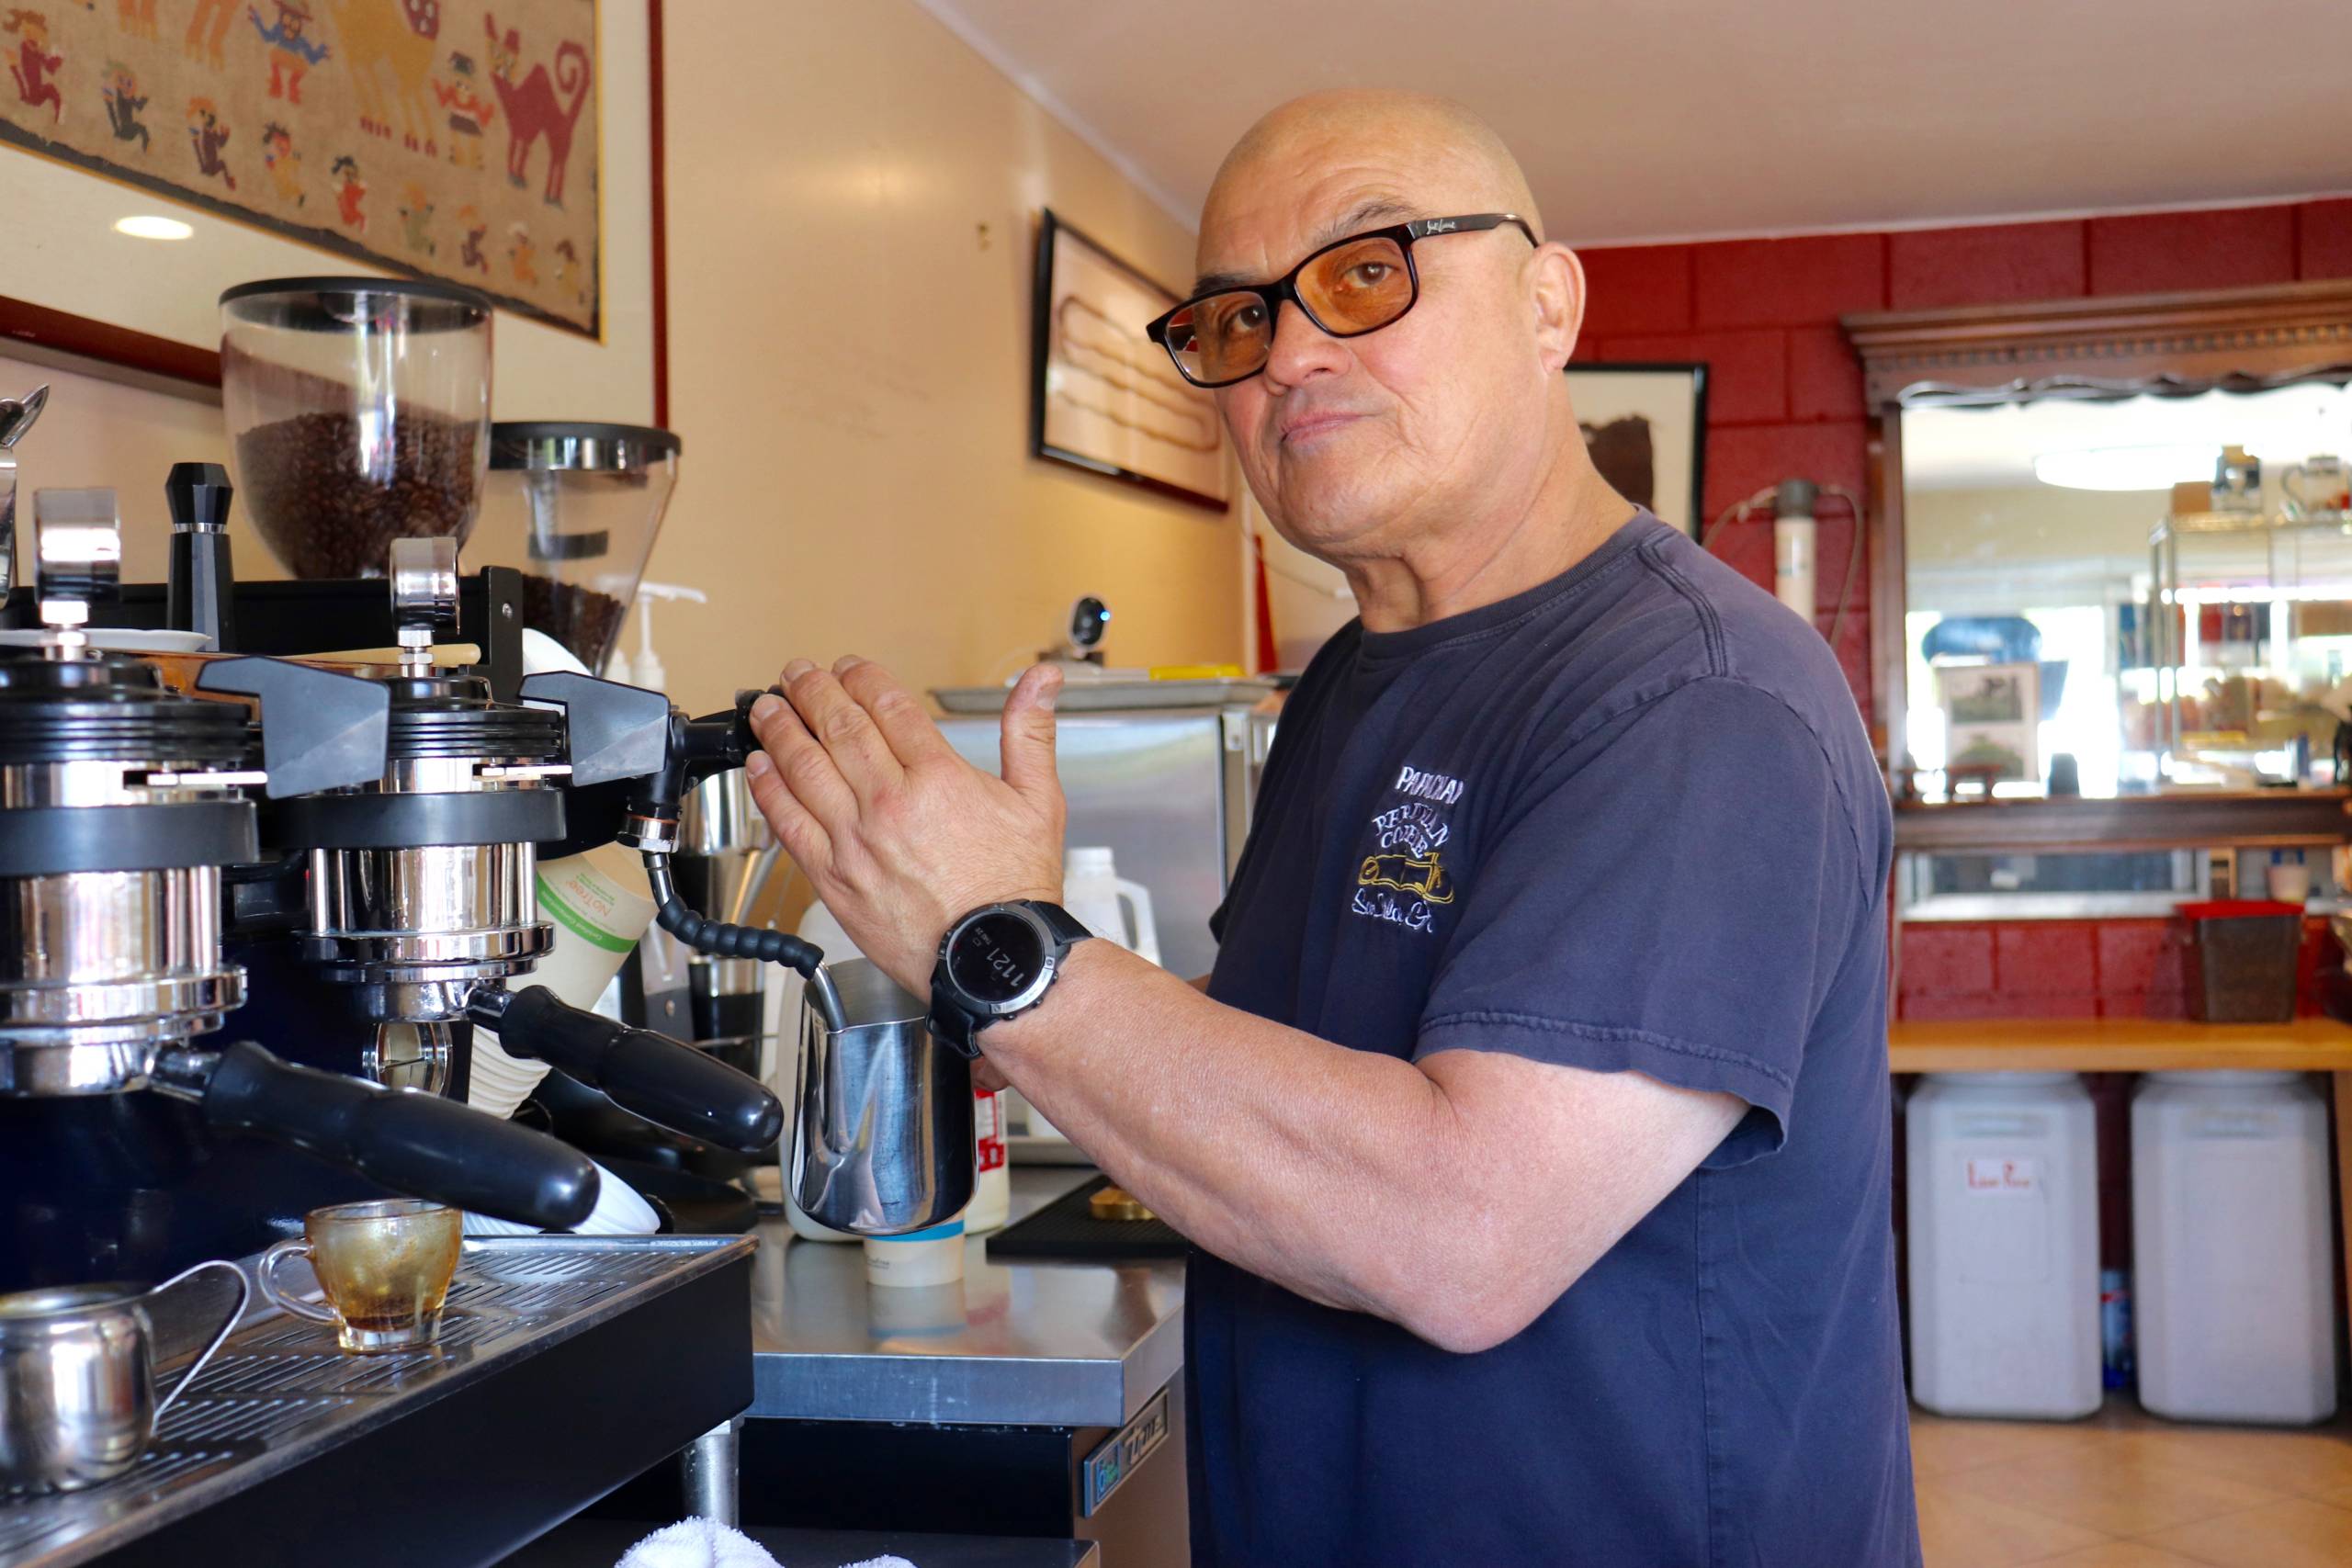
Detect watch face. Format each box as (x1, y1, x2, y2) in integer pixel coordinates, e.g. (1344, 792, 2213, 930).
(947, 908, 1050, 1009)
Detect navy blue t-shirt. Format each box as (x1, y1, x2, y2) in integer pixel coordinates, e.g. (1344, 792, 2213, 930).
(1191, 513, 1917, 1567)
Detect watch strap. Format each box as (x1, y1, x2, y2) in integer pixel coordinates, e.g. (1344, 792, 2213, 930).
(928, 993, 986, 1059)
(1023, 899, 1094, 946)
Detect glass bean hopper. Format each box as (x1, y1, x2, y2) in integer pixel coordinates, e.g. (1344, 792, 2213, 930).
(219, 277, 494, 580)
(474, 423, 682, 675)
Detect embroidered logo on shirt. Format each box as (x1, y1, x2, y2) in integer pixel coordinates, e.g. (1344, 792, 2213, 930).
(1358, 851, 1455, 904)
(1350, 764, 1467, 933)
(1393, 764, 1464, 805)
(1371, 801, 1449, 857)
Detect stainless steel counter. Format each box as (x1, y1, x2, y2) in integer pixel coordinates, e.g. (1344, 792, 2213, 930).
(748, 1167, 1186, 1427)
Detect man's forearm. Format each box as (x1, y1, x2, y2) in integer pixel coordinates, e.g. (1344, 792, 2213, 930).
(985, 942, 1484, 1331)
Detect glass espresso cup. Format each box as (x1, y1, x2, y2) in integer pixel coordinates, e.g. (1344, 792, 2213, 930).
(258, 1199, 463, 1353)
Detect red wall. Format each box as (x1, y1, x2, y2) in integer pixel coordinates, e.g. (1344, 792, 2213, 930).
(1574, 197, 2352, 731)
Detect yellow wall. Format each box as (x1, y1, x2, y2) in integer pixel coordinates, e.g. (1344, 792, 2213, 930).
(647, 0, 1245, 710)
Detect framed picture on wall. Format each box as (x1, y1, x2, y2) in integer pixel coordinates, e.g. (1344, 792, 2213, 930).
(1031, 209, 1230, 513)
(1565, 363, 1708, 536)
(0, 1, 662, 423)
(1936, 660, 2041, 786)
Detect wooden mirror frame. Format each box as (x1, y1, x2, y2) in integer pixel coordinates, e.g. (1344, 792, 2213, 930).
(1841, 278, 2352, 791)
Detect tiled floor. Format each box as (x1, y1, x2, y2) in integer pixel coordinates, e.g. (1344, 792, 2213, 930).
(1912, 1402, 2352, 1567)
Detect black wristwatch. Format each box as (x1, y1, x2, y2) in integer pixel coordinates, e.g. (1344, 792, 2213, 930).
(927, 899, 1093, 1058)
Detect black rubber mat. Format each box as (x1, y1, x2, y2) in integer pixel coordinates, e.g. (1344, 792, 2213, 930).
(985, 1174, 1191, 1262)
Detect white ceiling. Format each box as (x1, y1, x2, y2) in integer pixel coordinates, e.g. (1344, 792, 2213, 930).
(1905, 384, 2352, 491)
(919, 0, 2352, 246)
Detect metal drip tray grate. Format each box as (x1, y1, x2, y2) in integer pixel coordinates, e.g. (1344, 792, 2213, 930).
(0, 1235, 752, 1568)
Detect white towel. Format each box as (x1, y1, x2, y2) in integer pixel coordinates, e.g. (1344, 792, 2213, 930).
(615, 1517, 780, 1568)
(465, 1158, 662, 1236)
(839, 1559, 917, 1568)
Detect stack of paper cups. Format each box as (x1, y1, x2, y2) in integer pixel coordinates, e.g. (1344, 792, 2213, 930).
(469, 840, 658, 1120)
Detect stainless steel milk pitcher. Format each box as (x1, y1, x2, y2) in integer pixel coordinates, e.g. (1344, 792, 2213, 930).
(790, 959, 973, 1235)
(0, 1258, 250, 1494)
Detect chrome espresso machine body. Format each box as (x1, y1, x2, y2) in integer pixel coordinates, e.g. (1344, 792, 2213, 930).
(0, 485, 601, 1292)
(223, 536, 796, 1162)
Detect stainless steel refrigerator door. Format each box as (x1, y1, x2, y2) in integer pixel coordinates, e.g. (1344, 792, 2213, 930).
(938, 709, 1232, 982)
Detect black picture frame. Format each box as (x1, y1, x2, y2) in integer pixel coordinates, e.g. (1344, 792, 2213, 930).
(1030, 209, 1230, 513)
(1564, 362, 1710, 536)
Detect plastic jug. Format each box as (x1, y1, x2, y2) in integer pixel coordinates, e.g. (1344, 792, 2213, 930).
(2132, 1071, 2337, 1424)
(1063, 846, 1159, 965)
(1906, 1071, 2102, 1420)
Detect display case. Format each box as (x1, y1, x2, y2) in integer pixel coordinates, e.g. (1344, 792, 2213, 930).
(2143, 506, 2352, 787)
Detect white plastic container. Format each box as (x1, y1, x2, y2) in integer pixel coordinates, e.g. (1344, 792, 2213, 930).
(1064, 846, 1160, 964)
(1906, 1072, 2102, 1420)
(864, 1216, 967, 1287)
(966, 1087, 1011, 1235)
(1017, 846, 1161, 1148)
(2132, 1071, 2338, 1424)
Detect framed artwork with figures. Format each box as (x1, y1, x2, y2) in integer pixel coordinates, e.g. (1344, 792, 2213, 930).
(0, 0, 603, 337)
(1031, 208, 1230, 513)
(1565, 363, 1708, 536)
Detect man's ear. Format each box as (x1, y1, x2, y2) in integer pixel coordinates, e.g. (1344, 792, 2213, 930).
(1529, 244, 1586, 374)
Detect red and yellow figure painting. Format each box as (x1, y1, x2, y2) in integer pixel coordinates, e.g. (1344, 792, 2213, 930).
(259, 118, 300, 203)
(5, 11, 63, 124)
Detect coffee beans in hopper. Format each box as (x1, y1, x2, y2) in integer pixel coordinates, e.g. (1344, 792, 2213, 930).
(236, 410, 482, 579)
(519, 576, 627, 672)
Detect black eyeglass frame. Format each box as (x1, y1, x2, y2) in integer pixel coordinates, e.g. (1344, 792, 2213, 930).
(1144, 212, 1540, 389)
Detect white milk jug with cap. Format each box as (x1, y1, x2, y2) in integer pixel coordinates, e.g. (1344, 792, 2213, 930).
(1063, 846, 1159, 964)
(1015, 847, 1160, 1149)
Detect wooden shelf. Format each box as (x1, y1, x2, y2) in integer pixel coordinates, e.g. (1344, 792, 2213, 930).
(1889, 1015, 2352, 1073)
(1894, 790, 2352, 854)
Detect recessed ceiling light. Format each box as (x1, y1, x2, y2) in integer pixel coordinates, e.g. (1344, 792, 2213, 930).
(114, 215, 193, 242)
(2034, 444, 2213, 491)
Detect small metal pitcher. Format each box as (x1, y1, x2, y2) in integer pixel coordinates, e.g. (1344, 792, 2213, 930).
(790, 959, 973, 1236)
(0, 1259, 250, 1494)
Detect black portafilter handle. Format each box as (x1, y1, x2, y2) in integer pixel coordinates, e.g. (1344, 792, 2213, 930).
(190, 1040, 601, 1230)
(164, 460, 237, 650)
(469, 986, 786, 1154)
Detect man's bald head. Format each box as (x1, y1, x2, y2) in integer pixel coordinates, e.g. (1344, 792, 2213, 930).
(1200, 90, 1543, 277)
(1187, 90, 1610, 607)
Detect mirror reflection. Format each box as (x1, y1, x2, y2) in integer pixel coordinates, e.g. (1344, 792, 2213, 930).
(1902, 380, 2352, 802)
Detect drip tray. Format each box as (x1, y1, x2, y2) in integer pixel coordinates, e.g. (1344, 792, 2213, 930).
(0, 1235, 755, 1568)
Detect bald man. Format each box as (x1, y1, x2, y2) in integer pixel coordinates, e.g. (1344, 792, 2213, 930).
(745, 91, 1917, 1567)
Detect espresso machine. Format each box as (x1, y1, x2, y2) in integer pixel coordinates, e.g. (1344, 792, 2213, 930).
(0, 479, 602, 1292)
(216, 536, 797, 1169)
(0, 276, 802, 1284)
(0, 284, 789, 1560)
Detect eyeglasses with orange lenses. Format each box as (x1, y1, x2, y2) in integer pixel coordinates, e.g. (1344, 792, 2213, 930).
(1146, 213, 1538, 389)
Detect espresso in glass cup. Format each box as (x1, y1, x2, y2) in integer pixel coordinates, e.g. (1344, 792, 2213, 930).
(259, 1199, 462, 1353)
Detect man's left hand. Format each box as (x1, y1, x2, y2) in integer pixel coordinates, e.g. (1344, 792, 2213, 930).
(743, 656, 1066, 998)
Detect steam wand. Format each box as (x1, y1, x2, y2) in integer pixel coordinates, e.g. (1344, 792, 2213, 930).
(515, 672, 845, 1030)
(642, 851, 844, 1031)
